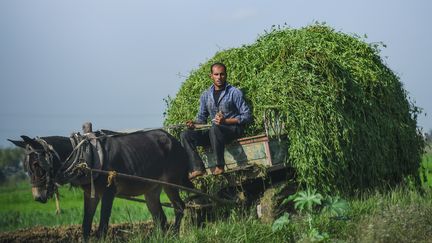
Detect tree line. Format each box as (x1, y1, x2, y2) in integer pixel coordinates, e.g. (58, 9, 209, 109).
(0, 147, 26, 183)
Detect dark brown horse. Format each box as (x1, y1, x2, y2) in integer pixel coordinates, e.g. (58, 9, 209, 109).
(9, 129, 192, 240)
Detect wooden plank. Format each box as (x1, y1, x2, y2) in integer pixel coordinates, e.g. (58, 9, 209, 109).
(202, 134, 289, 173)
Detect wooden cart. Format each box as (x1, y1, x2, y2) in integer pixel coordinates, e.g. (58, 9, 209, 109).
(185, 134, 295, 224)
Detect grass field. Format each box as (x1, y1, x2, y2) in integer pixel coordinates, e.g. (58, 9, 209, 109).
(2, 183, 432, 242)
(1, 148, 432, 241)
(0, 181, 173, 232)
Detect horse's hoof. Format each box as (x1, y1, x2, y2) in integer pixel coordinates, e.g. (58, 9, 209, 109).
(95, 230, 106, 239)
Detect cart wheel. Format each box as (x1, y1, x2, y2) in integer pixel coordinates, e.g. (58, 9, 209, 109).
(183, 195, 215, 228)
(183, 207, 206, 228)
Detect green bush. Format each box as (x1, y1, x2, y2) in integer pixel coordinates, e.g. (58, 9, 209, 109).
(164, 24, 424, 193)
(0, 148, 24, 169)
(0, 148, 25, 184)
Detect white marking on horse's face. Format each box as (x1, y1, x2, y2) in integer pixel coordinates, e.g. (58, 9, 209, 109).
(32, 187, 48, 203)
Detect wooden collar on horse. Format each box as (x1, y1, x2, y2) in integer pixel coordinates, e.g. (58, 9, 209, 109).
(57, 132, 105, 186)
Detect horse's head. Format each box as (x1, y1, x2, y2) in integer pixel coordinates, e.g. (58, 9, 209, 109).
(9, 136, 59, 203)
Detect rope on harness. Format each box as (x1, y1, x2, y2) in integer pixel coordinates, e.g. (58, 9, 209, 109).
(73, 162, 89, 173)
(72, 163, 96, 198)
(107, 171, 117, 188)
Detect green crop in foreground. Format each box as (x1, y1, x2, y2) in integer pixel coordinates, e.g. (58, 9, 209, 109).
(164, 24, 425, 193)
(126, 186, 432, 243)
(0, 181, 173, 232)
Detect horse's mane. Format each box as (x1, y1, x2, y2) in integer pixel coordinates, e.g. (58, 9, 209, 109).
(100, 129, 164, 138)
(41, 136, 73, 160)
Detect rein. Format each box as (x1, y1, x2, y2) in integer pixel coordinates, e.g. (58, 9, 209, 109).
(56, 124, 212, 184)
(74, 163, 235, 206)
(113, 124, 212, 133)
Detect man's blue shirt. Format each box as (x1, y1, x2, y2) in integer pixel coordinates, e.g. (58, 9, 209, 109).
(196, 83, 252, 125)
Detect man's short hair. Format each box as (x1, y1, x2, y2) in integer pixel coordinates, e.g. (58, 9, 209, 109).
(210, 62, 227, 73)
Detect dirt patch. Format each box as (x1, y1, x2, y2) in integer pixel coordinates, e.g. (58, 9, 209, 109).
(0, 222, 154, 243)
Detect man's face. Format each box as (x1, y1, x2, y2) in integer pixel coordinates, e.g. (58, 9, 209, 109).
(210, 65, 227, 89)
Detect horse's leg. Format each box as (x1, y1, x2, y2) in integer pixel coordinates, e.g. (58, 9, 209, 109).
(145, 186, 168, 231)
(164, 186, 185, 233)
(82, 189, 100, 241)
(96, 184, 116, 238)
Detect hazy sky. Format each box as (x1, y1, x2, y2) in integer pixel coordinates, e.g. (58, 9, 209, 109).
(1, 0, 431, 147)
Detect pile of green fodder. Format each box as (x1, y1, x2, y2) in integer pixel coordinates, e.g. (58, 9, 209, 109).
(164, 24, 425, 193)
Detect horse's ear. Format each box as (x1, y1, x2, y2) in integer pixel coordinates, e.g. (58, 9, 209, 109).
(20, 135, 42, 149)
(8, 139, 26, 148)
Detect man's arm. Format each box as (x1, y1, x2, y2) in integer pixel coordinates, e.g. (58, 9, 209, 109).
(187, 92, 209, 128)
(214, 113, 239, 125)
(215, 89, 251, 125)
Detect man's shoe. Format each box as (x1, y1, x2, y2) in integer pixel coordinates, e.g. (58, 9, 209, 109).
(188, 170, 206, 179)
(212, 166, 225, 175)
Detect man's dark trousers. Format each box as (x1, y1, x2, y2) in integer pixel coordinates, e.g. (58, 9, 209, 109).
(180, 124, 243, 172)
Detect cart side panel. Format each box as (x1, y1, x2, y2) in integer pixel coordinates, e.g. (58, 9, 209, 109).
(202, 135, 288, 170)
(268, 139, 289, 165)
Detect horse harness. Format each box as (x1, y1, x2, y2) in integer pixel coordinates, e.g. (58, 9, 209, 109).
(24, 139, 61, 189)
(59, 132, 105, 186)
(25, 132, 107, 198)
(26, 127, 235, 207)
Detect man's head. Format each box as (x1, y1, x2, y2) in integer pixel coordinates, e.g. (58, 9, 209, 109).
(210, 62, 227, 90)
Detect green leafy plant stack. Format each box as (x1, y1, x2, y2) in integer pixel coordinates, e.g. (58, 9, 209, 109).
(164, 24, 425, 193)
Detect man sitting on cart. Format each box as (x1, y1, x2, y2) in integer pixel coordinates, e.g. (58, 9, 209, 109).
(180, 62, 252, 179)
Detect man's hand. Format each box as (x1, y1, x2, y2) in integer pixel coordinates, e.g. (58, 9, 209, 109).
(214, 112, 225, 125)
(186, 120, 196, 129)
